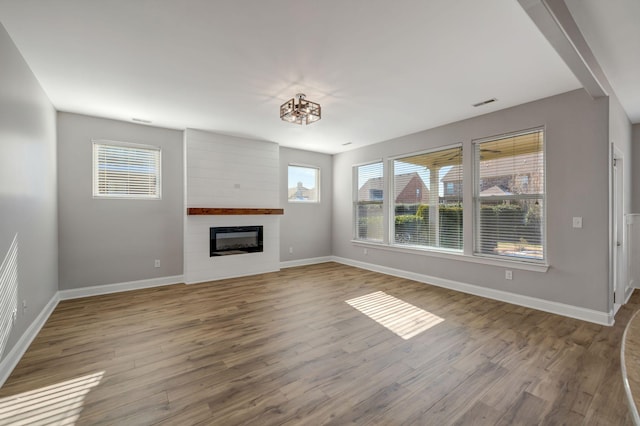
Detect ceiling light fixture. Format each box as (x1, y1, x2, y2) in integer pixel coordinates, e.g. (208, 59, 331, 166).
(280, 93, 321, 125)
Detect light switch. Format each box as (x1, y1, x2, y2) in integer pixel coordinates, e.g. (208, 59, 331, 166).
(572, 217, 583, 228)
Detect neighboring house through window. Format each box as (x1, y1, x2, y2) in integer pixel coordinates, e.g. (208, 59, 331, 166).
(354, 161, 384, 242)
(369, 189, 383, 200)
(288, 165, 319, 202)
(351, 128, 544, 267)
(473, 128, 545, 261)
(392, 146, 463, 250)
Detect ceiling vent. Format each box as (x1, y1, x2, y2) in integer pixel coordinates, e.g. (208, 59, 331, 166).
(472, 98, 497, 107)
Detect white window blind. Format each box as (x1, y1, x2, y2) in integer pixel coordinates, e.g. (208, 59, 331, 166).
(392, 146, 463, 250)
(474, 129, 544, 261)
(354, 161, 384, 242)
(93, 140, 161, 199)
(288, 165, 320, 202)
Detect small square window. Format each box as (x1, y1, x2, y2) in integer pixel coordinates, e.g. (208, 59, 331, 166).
(93, 140, 161, 199)
(288, 165, 320, 203)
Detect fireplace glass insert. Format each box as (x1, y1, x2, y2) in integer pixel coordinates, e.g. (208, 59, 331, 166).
(210, 226, 263, 256)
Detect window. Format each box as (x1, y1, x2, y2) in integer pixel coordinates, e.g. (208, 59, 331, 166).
(354, 161, 384, 242)
(474, 128, 545, 261)
(93, 140, 161, 199)
(369, 189, 383, 200)
(288, 165, 319, 202)
(392, 146, 463, 250)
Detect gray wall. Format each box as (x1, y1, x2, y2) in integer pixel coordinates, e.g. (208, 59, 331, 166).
(0, 24, 58, 361)
(57, 113, 183, 289)
(333, 89, 611, 312)
(634, 124, 640, 213)
(280, 147, 333, 261)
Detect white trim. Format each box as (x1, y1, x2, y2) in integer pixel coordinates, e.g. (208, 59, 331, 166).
(280, 256, 333, 269)
(331, 256, 613, 326)
(351, 240, 549, 273)
(0, 293, 60, 387)
(625, 287, 635, 305)
(185, 268, 280, 285)
(59, 275, 184, 300)
(91, 138, 161, 151)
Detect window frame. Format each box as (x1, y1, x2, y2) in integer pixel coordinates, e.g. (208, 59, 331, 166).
(92, 139, 162, 200)
(388, 144, 463, 253)
(472, 127, 547, 264)
(353, 160, 386, 243)
(287, 164, 321, 203)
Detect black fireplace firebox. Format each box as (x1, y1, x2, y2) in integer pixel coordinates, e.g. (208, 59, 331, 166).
(210, 226, 263, 256)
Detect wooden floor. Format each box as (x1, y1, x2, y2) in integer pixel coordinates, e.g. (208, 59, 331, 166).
(0, 262, 636, 425)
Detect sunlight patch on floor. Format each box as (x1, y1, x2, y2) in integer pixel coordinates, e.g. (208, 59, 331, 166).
(346, 291, 444, 339)
(0, 371, 104, 425)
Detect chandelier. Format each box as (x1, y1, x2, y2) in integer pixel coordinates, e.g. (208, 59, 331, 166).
(280, 93, 321, 125)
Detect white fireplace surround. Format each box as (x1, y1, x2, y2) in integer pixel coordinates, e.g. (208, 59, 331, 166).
(184, 215, 279, 284)
(184, 129, 280, 284)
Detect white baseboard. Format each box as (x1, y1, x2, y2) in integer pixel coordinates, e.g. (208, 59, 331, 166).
(280, 256, 333, 269)
(0, 292, 60, 387)
(185, 268, 282, 285)
(331, 256, 614, 326)
(625, 287, 635, 304)
(59, 275, 184, 300)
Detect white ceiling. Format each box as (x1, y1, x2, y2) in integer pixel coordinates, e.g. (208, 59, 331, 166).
(0, 0, 629, 154)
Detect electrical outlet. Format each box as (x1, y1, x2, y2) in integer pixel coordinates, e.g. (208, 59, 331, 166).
(572, 217, 583, 228)
(289, 246, 293, 254)
(12, 309, 17, 323)
(364, 248, 368, 255)
(154, 259, 161, 268)
(505, 270, 513, 280)
(22, 300, 27, 313)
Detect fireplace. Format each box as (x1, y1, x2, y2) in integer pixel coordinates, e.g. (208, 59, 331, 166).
(210, 226, 263, 256)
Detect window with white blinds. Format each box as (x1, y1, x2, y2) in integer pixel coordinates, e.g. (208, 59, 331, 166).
(392, 146, 463, 251)
(354, 161, 384, 242)
(93, 140, 161, 199)
(474, 128, 544, 261)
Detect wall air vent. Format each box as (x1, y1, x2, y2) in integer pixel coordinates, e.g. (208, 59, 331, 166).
(472, 98, 497, 107)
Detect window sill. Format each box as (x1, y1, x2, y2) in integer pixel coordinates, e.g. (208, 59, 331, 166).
(350, 240, 549, 273)
(93, 195, 162, 200)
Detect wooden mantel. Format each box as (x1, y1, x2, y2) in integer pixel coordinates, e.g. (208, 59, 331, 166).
(187, 208, 284, 215)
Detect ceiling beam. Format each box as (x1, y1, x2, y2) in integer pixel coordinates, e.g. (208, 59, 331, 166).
(518, 0, 609, 99)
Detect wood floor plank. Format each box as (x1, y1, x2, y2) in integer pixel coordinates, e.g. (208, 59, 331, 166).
(496, 391, 550, 425)
(0, 262, 636, 425)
